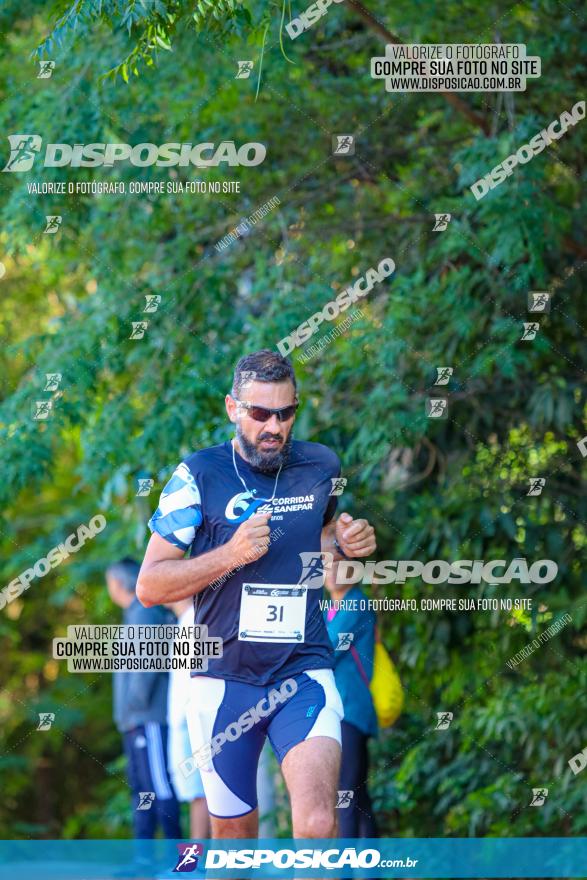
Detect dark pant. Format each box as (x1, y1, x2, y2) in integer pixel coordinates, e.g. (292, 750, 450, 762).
(337, 720, 377, 838)
(122, 722, 181, 839)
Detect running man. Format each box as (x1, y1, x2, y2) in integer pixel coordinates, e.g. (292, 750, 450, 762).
(137, 349, 376, 839)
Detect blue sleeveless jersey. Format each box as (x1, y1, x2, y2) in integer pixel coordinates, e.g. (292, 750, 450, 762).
(148, 440, 339, 685)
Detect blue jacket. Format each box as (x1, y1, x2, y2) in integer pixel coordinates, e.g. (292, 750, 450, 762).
(324, 585, 378, 737)
(113, 598, 173, 733)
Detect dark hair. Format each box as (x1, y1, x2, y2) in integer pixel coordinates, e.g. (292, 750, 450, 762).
(232, 349, 297, 398)
(106, 557, 140, 592)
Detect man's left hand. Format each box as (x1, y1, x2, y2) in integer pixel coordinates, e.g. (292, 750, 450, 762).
(335, 512, 376, 559)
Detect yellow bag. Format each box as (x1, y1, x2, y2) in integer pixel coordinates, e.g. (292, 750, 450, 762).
(371, 641, 404, 728)
(351, 634, 403, 728)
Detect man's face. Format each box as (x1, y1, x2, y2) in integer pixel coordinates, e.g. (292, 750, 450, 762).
(225, 380, 296, 472)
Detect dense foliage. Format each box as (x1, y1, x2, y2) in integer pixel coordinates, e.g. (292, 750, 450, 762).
(0, 0, 585, 840)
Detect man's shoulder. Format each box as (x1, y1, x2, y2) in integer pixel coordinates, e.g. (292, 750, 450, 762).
(291, 440, 340, 474)
(181, 443, 229, 476)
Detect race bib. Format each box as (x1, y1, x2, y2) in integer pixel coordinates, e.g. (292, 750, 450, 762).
(238, 583, 307, 643)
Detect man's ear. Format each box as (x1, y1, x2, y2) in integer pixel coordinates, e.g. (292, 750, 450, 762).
(225, 394, 237, 423)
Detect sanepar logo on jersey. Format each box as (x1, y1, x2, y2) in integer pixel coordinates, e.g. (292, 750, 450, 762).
(2, 135, 266, 172)
(225, 491, 316, 522)
(225, 491, 266, 523)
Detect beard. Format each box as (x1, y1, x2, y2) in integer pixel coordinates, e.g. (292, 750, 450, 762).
(236, 423, 293, 473)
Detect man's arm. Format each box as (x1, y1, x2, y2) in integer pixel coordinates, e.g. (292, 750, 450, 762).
(137, 512, 272, 607)
(321, 512, 376, 560)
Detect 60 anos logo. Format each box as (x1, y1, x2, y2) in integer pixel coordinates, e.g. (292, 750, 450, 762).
(224, 491, 268, 523)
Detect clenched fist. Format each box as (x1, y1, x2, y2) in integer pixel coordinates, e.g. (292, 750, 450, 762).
(335, 512, 376, 559)
(228, 511, 272, 564)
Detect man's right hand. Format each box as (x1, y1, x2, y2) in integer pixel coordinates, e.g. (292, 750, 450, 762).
(228, 511, 272, 563)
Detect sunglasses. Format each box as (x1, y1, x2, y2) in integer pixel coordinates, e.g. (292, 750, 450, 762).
(234, 398, 299, 423)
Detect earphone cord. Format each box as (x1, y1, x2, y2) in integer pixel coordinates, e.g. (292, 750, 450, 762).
(232, 439, 283, 502)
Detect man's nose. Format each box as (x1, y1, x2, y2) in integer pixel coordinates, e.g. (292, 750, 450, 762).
(264, 413, 282, 432)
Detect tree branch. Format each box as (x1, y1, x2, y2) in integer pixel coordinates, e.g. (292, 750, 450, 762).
(344, 0, 491, 136)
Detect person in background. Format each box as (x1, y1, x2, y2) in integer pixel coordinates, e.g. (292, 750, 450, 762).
(106, 557, 181, 839)
(167, 598, 210, 838)
(324, 560, 378, 838)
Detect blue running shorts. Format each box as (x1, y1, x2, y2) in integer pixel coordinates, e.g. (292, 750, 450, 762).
(184, 669, 343, 818)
